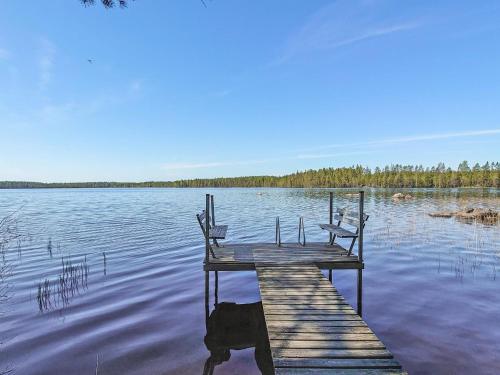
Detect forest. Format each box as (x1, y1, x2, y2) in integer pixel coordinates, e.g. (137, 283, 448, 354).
(1, 161, 499, 189)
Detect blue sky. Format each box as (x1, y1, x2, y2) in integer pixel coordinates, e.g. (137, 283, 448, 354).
(1, 0, 499, 182)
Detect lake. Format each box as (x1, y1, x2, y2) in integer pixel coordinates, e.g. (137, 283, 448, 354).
(0, 188, 499, 375)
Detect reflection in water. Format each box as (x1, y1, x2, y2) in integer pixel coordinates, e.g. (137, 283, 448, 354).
(203, 301, 273, 375)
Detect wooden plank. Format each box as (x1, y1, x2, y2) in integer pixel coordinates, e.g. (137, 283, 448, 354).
(270, 341, 386, 350)
(267, 326, 374, 335)
(209, 225, 228, 239)
(272, 348, 393, 359)
(267, 321, 369, 328)
(319, 224, 358, 238)
(275, 369, 406, 375)
(274, 358, 402, 369)
(265, 308, 356, 314)
(268, 333, 379, 341)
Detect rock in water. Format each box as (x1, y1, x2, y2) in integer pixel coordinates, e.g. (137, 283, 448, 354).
(392, 193, 413, 200)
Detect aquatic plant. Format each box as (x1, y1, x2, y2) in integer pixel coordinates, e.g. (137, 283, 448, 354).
(36, 256, 90, 312)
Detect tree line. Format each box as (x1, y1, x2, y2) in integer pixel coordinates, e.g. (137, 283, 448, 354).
(1, 161, 499, 189)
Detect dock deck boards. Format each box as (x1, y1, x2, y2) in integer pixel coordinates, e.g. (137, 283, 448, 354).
(256, 264, 406, 374)
(204, 242, 363, 271)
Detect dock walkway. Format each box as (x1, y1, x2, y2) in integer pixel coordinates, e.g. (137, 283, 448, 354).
(256, 264, 405, 374)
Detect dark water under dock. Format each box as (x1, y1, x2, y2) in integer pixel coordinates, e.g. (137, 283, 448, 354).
(0, 188, 499, 374)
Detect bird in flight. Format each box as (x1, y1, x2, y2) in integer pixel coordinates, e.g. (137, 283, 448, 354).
(88, 59, 93, 64)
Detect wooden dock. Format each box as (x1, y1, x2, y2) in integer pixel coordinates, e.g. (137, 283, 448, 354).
(201, 192, 406, 374)
(204, 242, 362, 271)
(256, 264, 405, 374)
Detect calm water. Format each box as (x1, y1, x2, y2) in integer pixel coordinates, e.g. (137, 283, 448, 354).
(0, 188, 499, 375)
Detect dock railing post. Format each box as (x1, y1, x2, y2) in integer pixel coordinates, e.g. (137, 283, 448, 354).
(210, 195, 215, 227)
(205, 194, 210, 264)
(358, 190, 364, 263)
(329, 192, 333, 282)
(357, 190, 364, 316)
(329, 192, 333, 244)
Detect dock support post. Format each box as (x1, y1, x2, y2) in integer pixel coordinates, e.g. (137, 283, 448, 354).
(214, 271, 219, 307)
(205, 194, 210, 263)
(357, 190, 364, 317)
(329, 192, 333, 244)
(204, 270, 209, 328)
(275, 217, 281, 247)
(328, 269, 332, 283)
(357, 269, 363, 316)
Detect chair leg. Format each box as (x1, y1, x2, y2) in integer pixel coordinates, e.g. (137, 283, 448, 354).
(348, 238, 356, 255)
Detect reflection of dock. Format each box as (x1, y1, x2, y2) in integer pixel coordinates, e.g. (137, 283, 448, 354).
(201, 192, 405, 374)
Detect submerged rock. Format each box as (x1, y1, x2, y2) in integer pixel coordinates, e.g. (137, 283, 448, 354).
(429, 208, 498, 224)
(392, 193, 413, 200)
(428, 212, 454, 218)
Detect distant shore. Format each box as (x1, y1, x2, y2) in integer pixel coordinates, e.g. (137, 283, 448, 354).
(1, 162, 499, 189)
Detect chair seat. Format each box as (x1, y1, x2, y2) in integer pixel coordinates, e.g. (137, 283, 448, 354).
(209, 225, 228, 239)
(319, 224, 357, 238)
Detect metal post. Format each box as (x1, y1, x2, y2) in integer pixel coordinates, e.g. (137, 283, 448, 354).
(357, 190, 364, 316)
(358, 190, 364, 262)
(205, 270, 210, 328)
(329, 192, 333, 244)
(210, 195, 215, 227)
(214, 271, 219, 307)
(275, 217, 281, 247)
(357, 269, 363, 316)
(205, 194, 210, 263)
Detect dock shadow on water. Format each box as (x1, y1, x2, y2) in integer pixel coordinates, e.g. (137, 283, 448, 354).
(204, 302, 273, 375)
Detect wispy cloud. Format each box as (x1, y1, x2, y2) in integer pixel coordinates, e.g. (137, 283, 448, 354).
(272, 0, 421, 65)
(129, 79, 143, 94)
(211, 89, 232, 97)
(38, 37, 56, 89)
(0, 48, 11, 60)
(299, 129, 500, 153)
(163, 159, 274, 170)
(164, 129, 500, 170)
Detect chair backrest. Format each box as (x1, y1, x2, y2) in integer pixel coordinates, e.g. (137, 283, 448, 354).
(334, 208, 369, 229)
(197, 210, 211, 235)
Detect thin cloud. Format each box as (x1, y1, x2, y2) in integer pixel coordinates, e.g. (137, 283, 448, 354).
(163, 159, 275, 170)
(272, 0, 421, 65)
(164, 129, 500, 170)
(211, 89, 232, 97)
(39, 37, 56, 89)
(0, 48, 11, 60)
(129, 79, 143, 94)
(299, 129, 500, 153)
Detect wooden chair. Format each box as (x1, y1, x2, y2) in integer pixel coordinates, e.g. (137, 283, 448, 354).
(197, 195, 228, 256)
(319, 208, 369, 255)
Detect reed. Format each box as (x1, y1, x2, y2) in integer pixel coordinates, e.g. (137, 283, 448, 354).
(36, 256, 90, 312)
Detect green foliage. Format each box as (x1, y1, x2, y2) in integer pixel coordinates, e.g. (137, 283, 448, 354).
(1, 161, 499, 189)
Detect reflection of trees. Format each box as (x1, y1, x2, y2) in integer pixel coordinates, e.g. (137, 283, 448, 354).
(203, 302, 274, 375)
